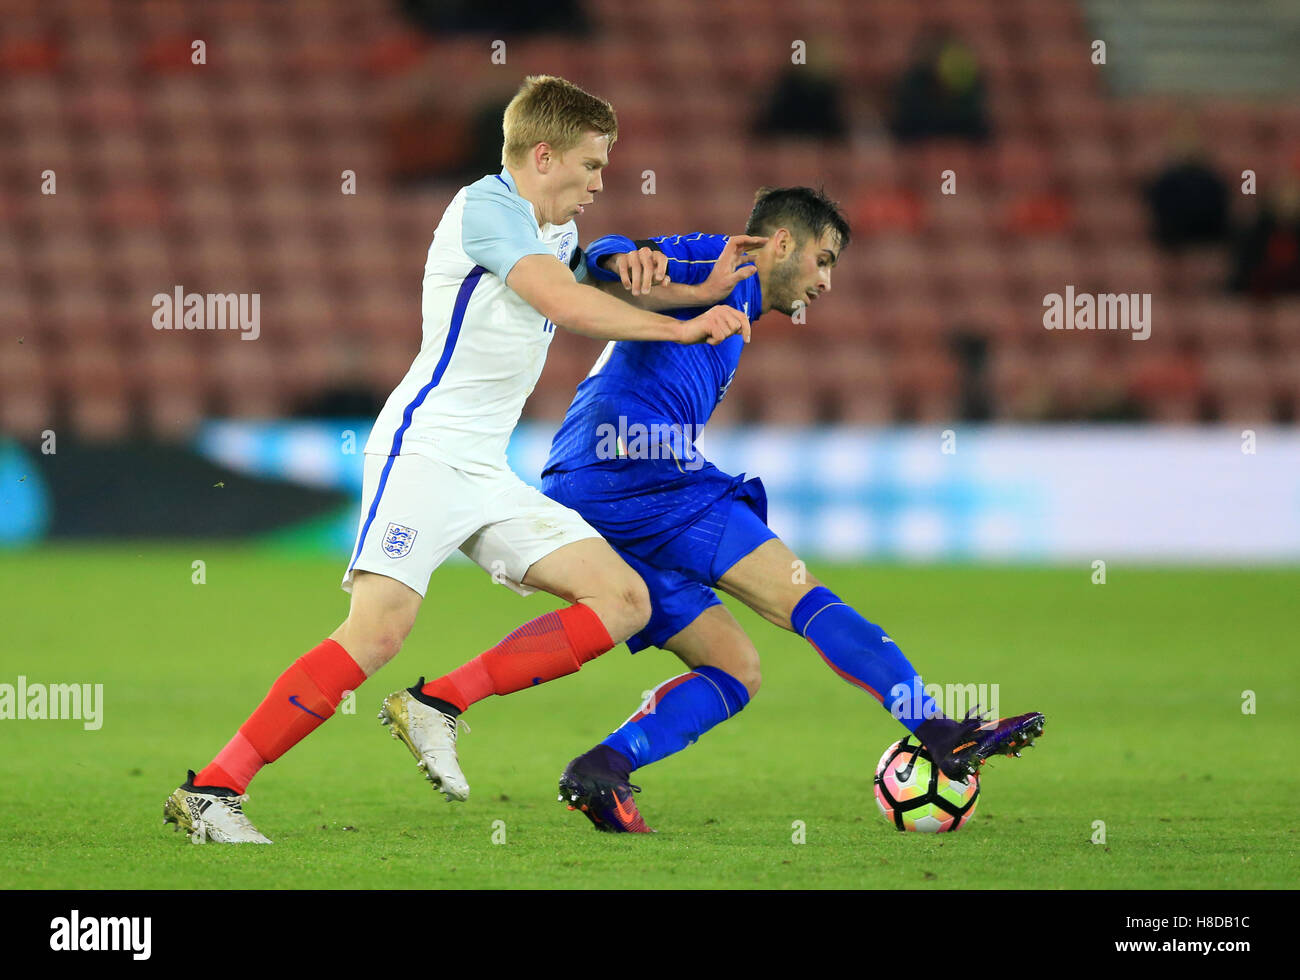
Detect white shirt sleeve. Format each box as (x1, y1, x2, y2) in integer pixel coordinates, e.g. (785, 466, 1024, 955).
(461, 178, 554, 281)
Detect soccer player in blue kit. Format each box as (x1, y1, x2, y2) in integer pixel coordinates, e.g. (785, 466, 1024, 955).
(539, 187, 1046, 832)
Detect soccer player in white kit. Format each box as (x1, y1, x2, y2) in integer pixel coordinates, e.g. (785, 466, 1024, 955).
(163, 76, 751, 843)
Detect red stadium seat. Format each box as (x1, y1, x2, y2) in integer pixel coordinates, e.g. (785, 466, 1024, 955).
(1182, 299, 1259, 350)
(137, 338, 208, 439)
(1269, 342, 1300, 421)
(209, 344, 287, 419)
(0, 33, 62, 75)
(4, 0, 1293, 438)
(0, 381, 54, 439)
(829, 353, 897, 423)
(1126, 349, 1204, 422)
(138, 35, 204, 76)
(894, 341, 961, 422)
(365, 339, 420, 396)
(732, 342, 819, 424)
(1261, 301, 1300, 348)
(989, 346, 1049, 420)
(1204, 350, 1273, 423)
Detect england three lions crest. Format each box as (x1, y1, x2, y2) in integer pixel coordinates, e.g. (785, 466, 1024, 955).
(382, 522, 417, 559)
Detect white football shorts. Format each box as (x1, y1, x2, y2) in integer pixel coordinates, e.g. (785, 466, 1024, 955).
(341, 452, 602, 598)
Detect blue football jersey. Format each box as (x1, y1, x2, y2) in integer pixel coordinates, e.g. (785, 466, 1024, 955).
(543, 233, 761, 475)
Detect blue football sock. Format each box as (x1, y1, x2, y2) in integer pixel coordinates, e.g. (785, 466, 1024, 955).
(601, 666, 749, 772)
(790, 586, 942, 734)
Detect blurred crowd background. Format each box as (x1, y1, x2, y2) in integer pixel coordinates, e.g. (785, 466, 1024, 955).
(3, 0, 1299, 446)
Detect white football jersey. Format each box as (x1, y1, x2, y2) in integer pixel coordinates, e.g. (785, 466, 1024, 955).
(365, 169, 585, 473)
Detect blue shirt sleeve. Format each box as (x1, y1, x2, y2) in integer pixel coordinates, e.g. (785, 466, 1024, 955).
(461, 177, 554, 281)
(584, 232, 745, 287)
(583, 234, 638, 281)
(585, 232, 762, 317)
(650, 233, 733, 286)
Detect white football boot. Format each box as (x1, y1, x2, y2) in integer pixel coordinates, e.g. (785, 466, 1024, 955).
(163, 771, 272, 844)
(378, 686, 471, 802)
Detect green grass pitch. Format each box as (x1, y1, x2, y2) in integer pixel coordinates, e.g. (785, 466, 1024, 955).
(2, 545, 1296, 889)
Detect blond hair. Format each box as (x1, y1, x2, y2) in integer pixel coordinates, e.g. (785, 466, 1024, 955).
(501, 75, 618, 167)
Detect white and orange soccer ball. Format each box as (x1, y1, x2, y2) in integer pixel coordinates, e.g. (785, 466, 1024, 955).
(873, 737, 980, 832)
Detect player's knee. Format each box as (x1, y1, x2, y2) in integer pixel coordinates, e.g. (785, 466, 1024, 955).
(619, 574, 653, 635)
(334, 618, 409, 673)
(594, 572, 651, 642)
(702, 640, 761, 699)
(730, 647, 762, 700)
(774, 579, 824, 633)
(356, 628, 405, 670)
(370, 627, 408, 664)
(571, 552, 652, 644)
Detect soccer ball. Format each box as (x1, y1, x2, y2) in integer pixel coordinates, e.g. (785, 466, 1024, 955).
(874, 736, 979, 832)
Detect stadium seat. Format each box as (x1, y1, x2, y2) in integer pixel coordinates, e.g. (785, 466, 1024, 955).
(209, 344, 287, 419)
(1126, 350, 1204, 422)
(1204, 351, 1273, 423)
(896, 346, 961, 422)
(989, 347, 1050, 420)
(1182, 299, 1259, 349)
(1157, 248, 1229, 297)
(0, 380, 54, 439)
(4, 0, 1293, 440)
(733, 343, 819, 424)
(1269, 343, 1300, 421)
(0, 33, 62, 76)
(1262, 301, 1300, 348)
(138, 338, 207, 439)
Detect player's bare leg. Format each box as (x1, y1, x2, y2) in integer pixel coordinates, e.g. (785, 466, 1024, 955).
(348, 573, 483, 803)
(331, 571, 423, 676)
(518, 536, 653, 642)
(714, 538, 822, 630)
(387, 537, 650, 802)
(717, 538, 1045, 779)
(663, 605, 762, 698)
(165, 571, 421, 842)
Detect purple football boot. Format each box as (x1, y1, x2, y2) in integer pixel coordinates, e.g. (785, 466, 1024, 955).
(558, 746, 654, 834)
(919, 711, 1046, 781)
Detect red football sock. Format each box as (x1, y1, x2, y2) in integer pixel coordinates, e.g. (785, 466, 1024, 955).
(195, 639, 365, 793)
(421, 604, 613, 711)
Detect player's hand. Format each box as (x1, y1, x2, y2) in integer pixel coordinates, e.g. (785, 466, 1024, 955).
(677, 304, 751, 346)
(602, 247, 671, 296)
(700, 234, 768, 303)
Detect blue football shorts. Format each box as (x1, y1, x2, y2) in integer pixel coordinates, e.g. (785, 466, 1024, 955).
(541, 456, 777, 652)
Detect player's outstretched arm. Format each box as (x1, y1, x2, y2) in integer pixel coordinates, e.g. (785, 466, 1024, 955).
(589, 274, 707, 311)
(507, 254, 750, 345)
(589, 235, 769, 312)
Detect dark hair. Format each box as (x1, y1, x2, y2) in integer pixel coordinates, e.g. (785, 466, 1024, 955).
(744, 186, 851, 251)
